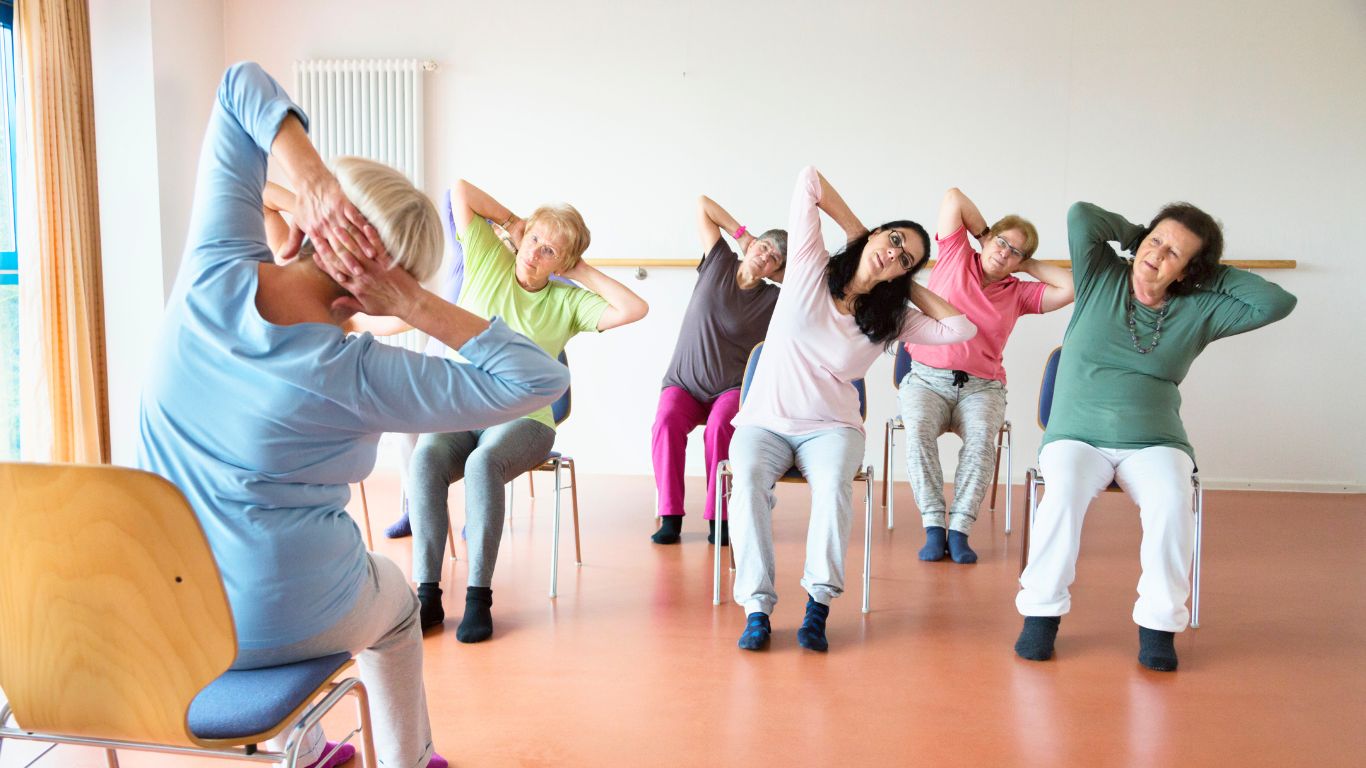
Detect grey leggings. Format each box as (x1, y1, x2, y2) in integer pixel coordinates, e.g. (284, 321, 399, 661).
(897, 361, 1007, 534)
(408, 418, 556, 586)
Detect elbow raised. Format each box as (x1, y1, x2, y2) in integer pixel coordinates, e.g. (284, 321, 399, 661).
(953, 318, 978, 343)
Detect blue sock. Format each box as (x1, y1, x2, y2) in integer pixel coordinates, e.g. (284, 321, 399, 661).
(384, 512, 412, 539)
(1014, 616, 1060, 661)
(737, 612, 771, 651)
(796, 596, 830, 652)
(947, 530, 978, 564)
(918, 526, 948, 561)
(1138, 626, 1178, 671)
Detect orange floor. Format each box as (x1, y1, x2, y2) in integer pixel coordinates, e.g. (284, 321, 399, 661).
(5, 472, 1364, 767)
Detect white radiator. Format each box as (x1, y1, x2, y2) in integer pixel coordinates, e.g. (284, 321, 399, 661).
(294, 58, 434, 353)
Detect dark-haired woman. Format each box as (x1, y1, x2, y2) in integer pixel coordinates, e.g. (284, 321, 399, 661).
(728, 166, 976, 652)
(1014, 201, 1295, 671)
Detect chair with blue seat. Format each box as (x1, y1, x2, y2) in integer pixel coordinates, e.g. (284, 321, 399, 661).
(880, 344, 1013, 534)
(1018, 346, 1204, 628)
(0, 463, 376, 768)
(711, 342, 877, 614)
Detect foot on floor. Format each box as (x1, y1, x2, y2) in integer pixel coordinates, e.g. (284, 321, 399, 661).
(651, 515, 683, 544)
(416, 583, 443, 632)
(384, 512, 412, 539)
(737, 612, 771, 651)
(947, 530, 978, 564)
(918, 526, 948, 561)
(303, 742, 355, 768)
(456, 586, 494, 643)
(1014, 616, 1061, 661)
(427, 753, 448, 768)
(708, 519, 729, 546)
(796, 596, 830, 652)
(1138, 626, 1179, 671)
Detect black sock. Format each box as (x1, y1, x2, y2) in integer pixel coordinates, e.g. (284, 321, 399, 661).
(737, 612, 771, 651)
(947, 530, 978, 564)
(1014, 616, 1061, 661)
(651, 515, 683, 545)
(416, 582, 443, 632)
(1138, 626, 1179, 671)
(708, 519, 730, 546)
(918, 526, 948, 561)
(456, 586, 494, 644)
(796, 596, 830, 652)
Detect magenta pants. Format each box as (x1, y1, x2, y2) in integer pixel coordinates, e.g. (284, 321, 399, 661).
(651, 386, 742, 520)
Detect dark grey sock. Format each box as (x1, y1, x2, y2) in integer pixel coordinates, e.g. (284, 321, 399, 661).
(456, 586, 494, 643)
(1138, 626, 1178, 671)
(1014, 616, 1061, 661)
(708, 519, 729, 546)
(651, 515, 683, 545)
(416, 582, 443, 632)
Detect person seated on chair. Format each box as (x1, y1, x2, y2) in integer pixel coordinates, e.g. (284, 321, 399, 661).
(139, 62, 571, 768)
(1014, 201, 1296, 671)
(728, 166, 976, 653)
(407, 178, 649, 644)
(650, 194, 786, 547)
(899, 188, 1075, 565)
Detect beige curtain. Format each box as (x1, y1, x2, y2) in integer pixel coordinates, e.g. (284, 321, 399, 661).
(15, 0, 109, 463)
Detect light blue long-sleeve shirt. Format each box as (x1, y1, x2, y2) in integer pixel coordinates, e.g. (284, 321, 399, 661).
(137, 62, 569, 650)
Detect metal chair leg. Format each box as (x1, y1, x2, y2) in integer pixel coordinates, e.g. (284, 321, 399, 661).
(989, 436, 1002, 513)
(881, 418, 892, 509)
(568, 458, 582, 566)
(1020, 468, 1040, 576)
(887, 423, 897, 531)
(549, 460, 562, 599)
(1004, 422, 1013, 535)
(862, 466, 873, 614)
(713, 461, 728, 605)
(1191, 474, 1203, 629)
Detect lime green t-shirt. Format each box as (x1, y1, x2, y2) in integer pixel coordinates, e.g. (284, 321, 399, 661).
(456, 217, 609, 429)
(1043, 202, 1297, 460)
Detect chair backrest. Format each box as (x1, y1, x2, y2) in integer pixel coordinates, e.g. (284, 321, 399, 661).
(893, 343, 912, 389)
(552, 350, 571, 425)
(739, 342, 867, 422)
(0, 463, 236, 747)
(1037, 346, 1063, 429)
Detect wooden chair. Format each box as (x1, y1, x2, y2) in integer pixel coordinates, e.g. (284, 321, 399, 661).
(712, 343, 876, 614)
(1017, 347, 1204, 628)
(880, 344, 1012, 534)
(0, 463, 376, 767)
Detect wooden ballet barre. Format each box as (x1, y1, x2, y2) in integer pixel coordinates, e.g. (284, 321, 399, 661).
(589, 258, 1299, 270)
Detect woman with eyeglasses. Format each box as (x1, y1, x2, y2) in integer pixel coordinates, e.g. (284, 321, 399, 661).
(405, 179, 648, 644)
(650, 194, 786, 548)
(899, 189, 1075, 565)
(1014, 201, 1295, 671)
(728, 166, 976, 652)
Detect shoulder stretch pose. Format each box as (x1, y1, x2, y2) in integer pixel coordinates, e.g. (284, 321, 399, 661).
(140, 62, 571, 768)
(728, 166, 977, 653)
(403, 178, 648, 644)
(1014, 200, 1295, 671)
(900, 188, 1074, 564)
(650, 193, 786, 546)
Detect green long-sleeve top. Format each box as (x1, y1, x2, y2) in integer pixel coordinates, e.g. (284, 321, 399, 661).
(1043, 202, 1297, 460)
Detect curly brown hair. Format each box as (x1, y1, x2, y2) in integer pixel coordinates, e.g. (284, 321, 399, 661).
(1144, 203, 1223, 295)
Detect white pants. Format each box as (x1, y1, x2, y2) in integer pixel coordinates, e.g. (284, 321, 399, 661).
(1016, 439, 1197, 632)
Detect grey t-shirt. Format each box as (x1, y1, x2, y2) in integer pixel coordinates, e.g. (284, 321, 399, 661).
(661, 239, 781, 403)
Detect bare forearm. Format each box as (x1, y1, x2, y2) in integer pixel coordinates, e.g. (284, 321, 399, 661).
(402, 290, 491, 351)
(574, 263, 648, 319)
(701, 195, 744, 239)
(1021, 259, 1073, 289)
(950, 188, 989, 239)
(815, 170, 866, 241)
(270, 116, 331, 193)
(909, 282, 964, 321)
(453, 179, 517, 231)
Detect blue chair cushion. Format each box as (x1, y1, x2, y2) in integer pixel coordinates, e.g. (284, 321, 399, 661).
(893, 344, 912, 387)
(1038, 347, 1062, 428)
(188, 652, 352, 741)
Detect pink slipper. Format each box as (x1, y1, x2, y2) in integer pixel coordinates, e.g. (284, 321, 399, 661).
(428, 753, 449, 768)
(303, 741, 356, 768)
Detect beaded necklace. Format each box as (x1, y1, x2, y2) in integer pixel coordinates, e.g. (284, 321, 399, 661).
(1125, 284, 1169, 354)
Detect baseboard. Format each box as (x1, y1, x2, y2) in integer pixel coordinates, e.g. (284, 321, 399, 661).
(1194, 479, 1365, 493)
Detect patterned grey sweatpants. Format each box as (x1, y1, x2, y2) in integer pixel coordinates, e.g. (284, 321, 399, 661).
(897, 361, 1007, 534)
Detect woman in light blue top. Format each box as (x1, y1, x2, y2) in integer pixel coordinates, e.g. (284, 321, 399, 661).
(137, 62, 569, 768)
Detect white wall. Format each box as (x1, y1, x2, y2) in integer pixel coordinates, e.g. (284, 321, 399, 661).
(96, 0, 1364, 489)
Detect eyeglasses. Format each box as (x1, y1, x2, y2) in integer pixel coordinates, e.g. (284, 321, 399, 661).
(888, 230, 917, 270)
(994, 235, 1025, 260)
(525, 233, 559, 263)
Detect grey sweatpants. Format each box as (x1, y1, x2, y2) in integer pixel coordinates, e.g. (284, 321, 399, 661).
(897, 361, 1007, 534)
(408, 418, 556, 586)
(728, 425, 865, 616)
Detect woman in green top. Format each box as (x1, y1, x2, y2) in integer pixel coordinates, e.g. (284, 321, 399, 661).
(409, 179, 648, 643)
(1014, 201, 1295, 671)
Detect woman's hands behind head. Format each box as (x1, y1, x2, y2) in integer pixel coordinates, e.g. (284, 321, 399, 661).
(293, 174, 386, 274)
(314, 244, 425, 321)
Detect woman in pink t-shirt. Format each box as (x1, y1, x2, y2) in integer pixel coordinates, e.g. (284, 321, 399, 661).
(729, 167, 976, 653)
(901, 188, 1075, 564)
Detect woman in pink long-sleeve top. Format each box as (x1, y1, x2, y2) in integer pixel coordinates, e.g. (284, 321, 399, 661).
(729, 166, 977, 652)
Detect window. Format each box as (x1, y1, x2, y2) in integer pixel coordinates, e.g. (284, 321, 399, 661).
(1, 0, 19, 459)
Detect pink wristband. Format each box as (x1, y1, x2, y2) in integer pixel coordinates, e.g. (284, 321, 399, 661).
(734, 225, 747, 239)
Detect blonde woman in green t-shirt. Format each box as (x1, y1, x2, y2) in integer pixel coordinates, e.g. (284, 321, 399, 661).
(408, 179, 648, 643)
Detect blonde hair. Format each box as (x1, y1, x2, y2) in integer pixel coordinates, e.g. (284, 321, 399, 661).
(987, 215, 1039, 259)
(525, 203, 591, 269)
(331, 156, 443, 282)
